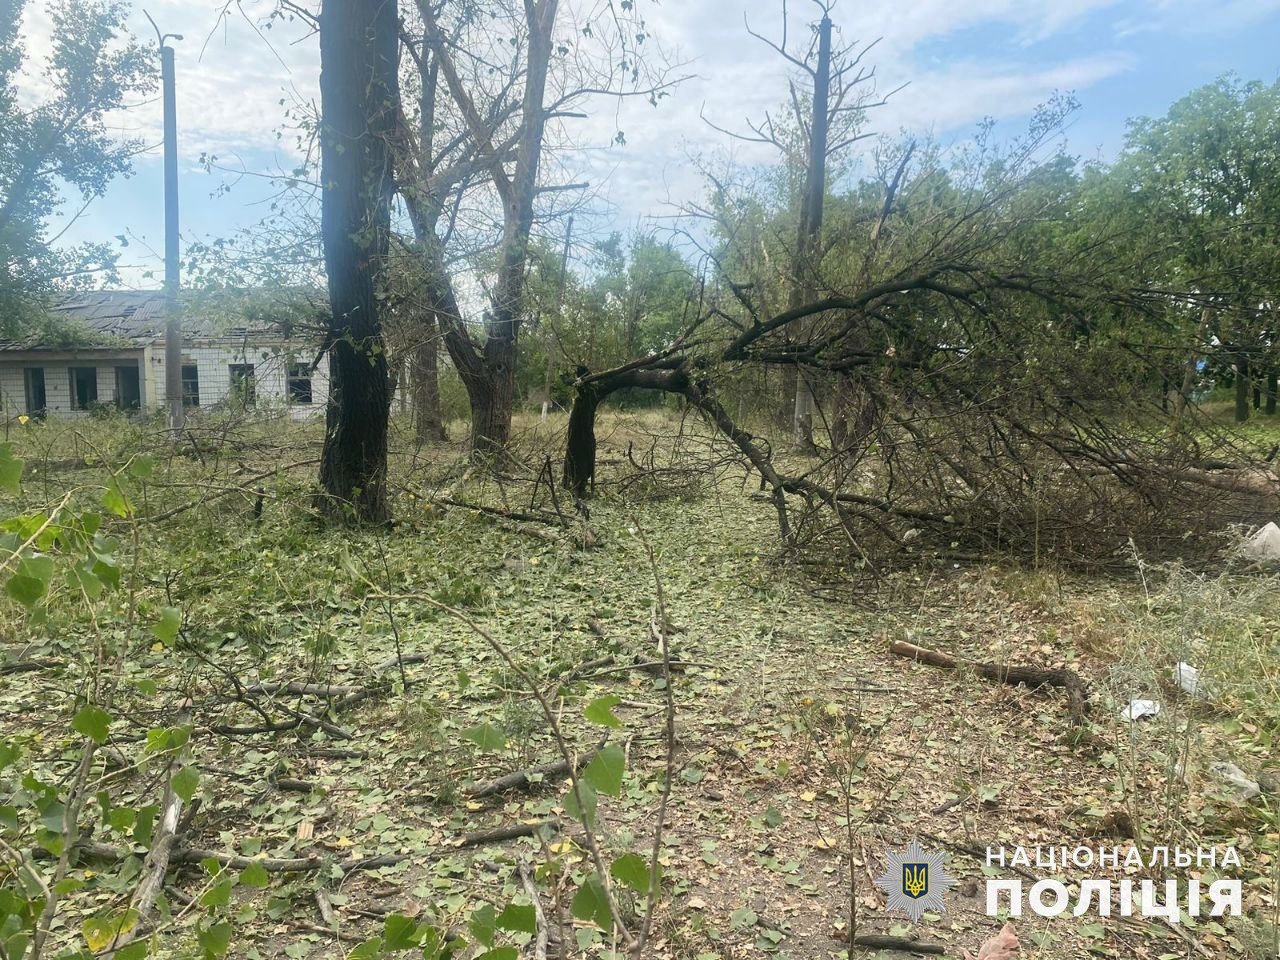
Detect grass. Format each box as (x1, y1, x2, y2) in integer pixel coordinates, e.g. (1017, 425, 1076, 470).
(0, 408, 1277, 959)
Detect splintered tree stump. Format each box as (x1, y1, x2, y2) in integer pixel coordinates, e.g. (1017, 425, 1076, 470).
(889, 640, 1088, 726)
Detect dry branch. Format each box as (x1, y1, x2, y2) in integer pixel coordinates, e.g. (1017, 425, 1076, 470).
(0, 658, 62, 675)
(852, 933, 945, 954)
(242, 681, 363, 697)
(889, 640, 1088, 725)
(464, 745, 605, 799)
(518, 862, 550, 960)
(72, 840, 411, 874)
(458, 819, 560, 848)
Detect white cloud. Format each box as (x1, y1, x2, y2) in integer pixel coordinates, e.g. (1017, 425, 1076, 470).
(18, 0, 316, 161)
(553, 1, 1134, 232)
(18, 0, 1194, 248)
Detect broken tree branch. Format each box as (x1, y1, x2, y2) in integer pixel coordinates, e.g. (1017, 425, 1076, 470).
(464, 744, 606, 799)
(889, 640, 1088, 726)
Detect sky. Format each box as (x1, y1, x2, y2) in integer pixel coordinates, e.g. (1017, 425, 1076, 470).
(22, 0, 1280, 286)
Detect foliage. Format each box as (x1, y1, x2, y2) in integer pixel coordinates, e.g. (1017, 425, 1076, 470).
(0, 0, 151, 337)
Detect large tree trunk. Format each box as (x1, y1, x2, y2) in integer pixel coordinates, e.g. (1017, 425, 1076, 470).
(562, 359, 688, 498)
(1235, 352, 1250, 423)
(411, 313, 447, 443)
(414, 0, 558, 457)
(793, 373, 818, 452)
(563, 380, 601, 497)
(1266, 366, 1277, 416)
(317, 0, 397, 522)
(469, 363, 512, 453)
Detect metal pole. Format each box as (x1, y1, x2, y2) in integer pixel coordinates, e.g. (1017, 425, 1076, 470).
(148, 14, 185, 438)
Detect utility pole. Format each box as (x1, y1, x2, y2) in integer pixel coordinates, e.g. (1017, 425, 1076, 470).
(147, 12, 184, 438)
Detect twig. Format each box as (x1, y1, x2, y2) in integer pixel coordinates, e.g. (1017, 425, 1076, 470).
(518, 861, 550, 960)
(632, 521, 677, 957)
(557, 654, 616, 686)
(368, 588, 635, 947)
(242, 681, 364, 697)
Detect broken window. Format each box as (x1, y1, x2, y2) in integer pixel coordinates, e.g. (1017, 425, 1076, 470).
(229, 363, 256, 406)
(287, 363, 313, 404)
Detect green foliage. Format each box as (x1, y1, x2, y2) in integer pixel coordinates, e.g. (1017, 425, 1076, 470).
(71, 704, 110, 744)
(460, 722, 506, 752)
(0, 0, 152, 335)
(0, 444, 23, 493)
(583, 744, 625, 796)
(583, 694, 623, 728)
(171, 765, 200, 803)
(570, 875, 613, 931)
(610, 853, 655, 894)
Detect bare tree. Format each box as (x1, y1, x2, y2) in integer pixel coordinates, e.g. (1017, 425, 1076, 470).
(393, 0, 685, 456)
(704, 1, 889, 449)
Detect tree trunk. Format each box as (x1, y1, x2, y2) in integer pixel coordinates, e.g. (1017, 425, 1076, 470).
(1266, 366, 1277, 415)
(562, 360, 688, 498)
(563, 381, 600, 497)
(793, 372, 818, 452)
(788, 14, 831, 453)
(411, 313, 447, 442)
(414, 0, 558, 457)
(1235, 353, 1250, 423)
(779, 365, 797, 428)
(469, 363, 512, 454)
(1176, 308, 1211, 418)
(831, 374, 853, 449)
(316, 0, 398, 523)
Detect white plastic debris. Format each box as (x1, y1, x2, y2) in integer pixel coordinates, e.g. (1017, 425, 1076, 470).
(1172, 662, 1208, 698)
(1120, 699, 1160, 722)
(1242, 521, 1280, 560)
(1209, 761, 1261, 802)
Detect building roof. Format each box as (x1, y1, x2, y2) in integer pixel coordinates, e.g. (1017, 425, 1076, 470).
(0, 290, 324, 351)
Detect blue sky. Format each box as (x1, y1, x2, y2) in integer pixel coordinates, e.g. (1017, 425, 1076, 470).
(26, 0, 1280, 286)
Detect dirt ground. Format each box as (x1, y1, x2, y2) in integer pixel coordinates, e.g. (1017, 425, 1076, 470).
(2, 415, 1276, 959)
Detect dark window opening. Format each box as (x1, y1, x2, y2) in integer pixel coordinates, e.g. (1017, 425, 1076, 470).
(181, 364, 200, 407)
(115, 365, 140, 410)
(229, 363, 256, 406)
(69, 366, 97, 410)
(23, 368, 46, 416)
(287, 363, 313, 404)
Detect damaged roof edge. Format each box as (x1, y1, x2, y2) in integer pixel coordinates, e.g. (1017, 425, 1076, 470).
(0, 289, 328, 351)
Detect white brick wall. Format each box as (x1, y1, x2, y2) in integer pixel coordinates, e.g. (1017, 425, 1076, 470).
(3, 340, 330, 420)
(0, 354, 143, 417)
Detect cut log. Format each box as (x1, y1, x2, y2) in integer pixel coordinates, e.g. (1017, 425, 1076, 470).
(889, 640, 1088, 726)
(518, 862, 550, 960)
